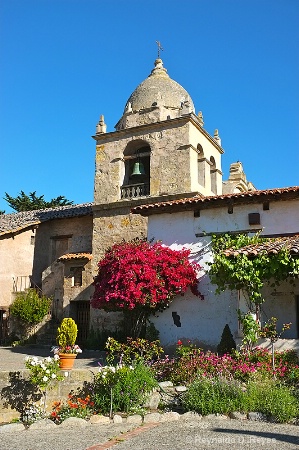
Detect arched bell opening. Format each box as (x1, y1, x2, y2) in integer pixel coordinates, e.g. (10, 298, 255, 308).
(121, 140, 151, 199)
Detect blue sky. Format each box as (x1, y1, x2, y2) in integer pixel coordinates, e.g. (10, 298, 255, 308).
(0, 0, 298, 213)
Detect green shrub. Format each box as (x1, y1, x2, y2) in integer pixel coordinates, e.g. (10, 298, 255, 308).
(105, 337, 164, 365)
(182, 376, 245, 416)
(93, 362, 158, 415)
(56, 318, 78, 349)
(10, 289, 51, 326)
(182, 376, 299, 423)
(244, 380, 299, 423)
(217, 324, 236, 355)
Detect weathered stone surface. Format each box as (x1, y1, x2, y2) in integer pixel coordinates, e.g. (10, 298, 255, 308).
(174, 386, 187, 392)
(203, 414, 228, 420)
(89, 415, 110, 424)
(143, 412, 161, 423)
(180, 411, 202, 420)
(229, 411, 247, 420)
(113, 414, 123, 424)
(159, 411, 180, 422)
(59, 417, 88, 427)
(0, 422, 25, 432)
(29, 418, 57, 429)
(158, 381, 173, 388)
(126, 414, 142, 424)
(143, 391, 161, 410)
(247, 411, 268, 422)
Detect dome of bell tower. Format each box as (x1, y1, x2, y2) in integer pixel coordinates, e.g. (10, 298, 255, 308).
(116, 58, 195, 129)
(125, 58, 194, 113)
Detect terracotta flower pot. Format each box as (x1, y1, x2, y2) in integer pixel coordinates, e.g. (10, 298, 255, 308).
(59, 353, 77, 370)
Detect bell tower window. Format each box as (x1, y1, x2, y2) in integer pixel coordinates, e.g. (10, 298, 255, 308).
(121, 141, 151, 199)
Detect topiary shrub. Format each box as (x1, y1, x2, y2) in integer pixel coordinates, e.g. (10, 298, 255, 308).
(56, 318, 78, 352)
(217, 324, 236, 356)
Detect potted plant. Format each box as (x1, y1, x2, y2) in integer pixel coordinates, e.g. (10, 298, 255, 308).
(53, 318, 82, 370)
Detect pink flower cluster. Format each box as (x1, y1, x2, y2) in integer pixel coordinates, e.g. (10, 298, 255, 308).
(151, 346, 299, 385)
(91, 239, 203, 312)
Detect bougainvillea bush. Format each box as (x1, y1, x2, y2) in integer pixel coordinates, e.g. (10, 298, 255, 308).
(91, 239, 202, 312)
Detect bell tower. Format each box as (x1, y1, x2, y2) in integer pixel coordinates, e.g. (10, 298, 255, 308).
(92, 57, 225, 261)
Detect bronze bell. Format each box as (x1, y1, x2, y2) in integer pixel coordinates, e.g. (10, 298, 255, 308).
(131, 161, 145, 176)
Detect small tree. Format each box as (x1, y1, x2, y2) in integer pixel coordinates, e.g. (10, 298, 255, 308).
(10, 289, 51, 339)
(91, 239, 203, 337)
(259, 317, 292, 371)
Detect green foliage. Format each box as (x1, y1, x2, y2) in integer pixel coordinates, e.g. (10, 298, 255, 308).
(238, 311, 260, 351)
(245, 380, 299, 423)
(10, 289, 51, 326)
(208, 233, 299, 307)
(181, 376, 299, 422)
(56, 318, 78, 349)
(217, 324, 236, 356)
(105, 337, 164, 366)
(260, 317, 292, 343)
(93, 363, 158, 415)
(176, 340, 201, 358)
(4, 190, 73, 212)
(182, 376, 245, 416)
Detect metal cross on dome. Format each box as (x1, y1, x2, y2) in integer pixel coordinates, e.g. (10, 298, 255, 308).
(156, 41, 164, 58)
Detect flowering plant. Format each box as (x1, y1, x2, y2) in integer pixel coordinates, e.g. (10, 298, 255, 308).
(24, 355, 64, 416)
(91, 238, 203, 313)
(50, 393, 95, 424)
(25, 355, 64, 390)
(51, 344, 82, 355)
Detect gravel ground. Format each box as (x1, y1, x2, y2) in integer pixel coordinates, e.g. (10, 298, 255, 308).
(0, 417, 298, 450)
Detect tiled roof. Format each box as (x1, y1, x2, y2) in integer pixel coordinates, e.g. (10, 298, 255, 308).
(223, 234, 299, 257)
(0, 203, 93, 236)
(58, 252, 92, 261)
(131, 186, 299, 215)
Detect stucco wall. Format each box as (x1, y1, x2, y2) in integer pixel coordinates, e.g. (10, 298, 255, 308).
(0, 229, 35, 308)
(146, 197, 299, 348)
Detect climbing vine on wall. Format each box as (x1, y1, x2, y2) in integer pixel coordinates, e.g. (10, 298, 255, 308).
(208, 233, 299, 307)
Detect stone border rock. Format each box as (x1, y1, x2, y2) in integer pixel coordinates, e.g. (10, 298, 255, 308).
(0, 409, 297, 432)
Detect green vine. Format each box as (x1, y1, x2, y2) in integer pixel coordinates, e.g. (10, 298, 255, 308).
(208, 233, 299, 307)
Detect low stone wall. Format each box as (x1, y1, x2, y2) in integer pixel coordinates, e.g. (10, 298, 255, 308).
(0, 369, 97, 423)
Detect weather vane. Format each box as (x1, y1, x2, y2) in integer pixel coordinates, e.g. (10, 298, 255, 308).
(156, 41, 163, 59)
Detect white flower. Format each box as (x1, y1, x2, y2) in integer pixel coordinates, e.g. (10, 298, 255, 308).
(45, 357, 52, 363)
(42, 376, 48, 382)
(25, 356, 30, 362)
(51, 373, 56, 379)
(110, 367, 116, 373)
(31, 360, 36, 366)
(40, 364, 46, 370)
(45, 369, 50, 374)
(54, 354, 59, 361)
